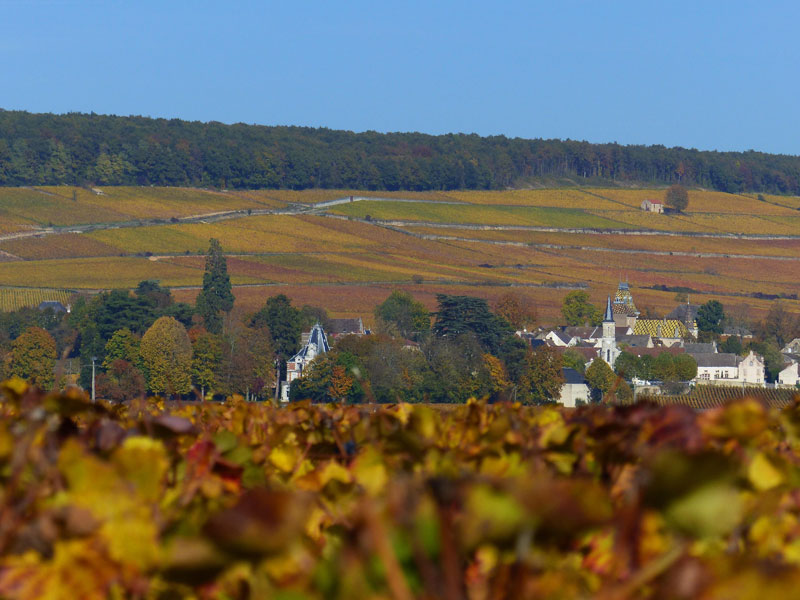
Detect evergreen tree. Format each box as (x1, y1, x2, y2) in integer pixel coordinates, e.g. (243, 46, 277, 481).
(196, 238, 234, 334)
(135, 279, 173, 309)
(432, 294, 512, 355)
(250, 294, 302, 363)
(697, 300, 725, 335)
(719, 336, 743, 355)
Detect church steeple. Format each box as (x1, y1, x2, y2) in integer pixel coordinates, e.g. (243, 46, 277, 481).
(604, 295, 613, 322)
(601, 295, 619, 366)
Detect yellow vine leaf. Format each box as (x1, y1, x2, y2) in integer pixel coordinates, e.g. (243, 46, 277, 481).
(747, 452, 784, 492)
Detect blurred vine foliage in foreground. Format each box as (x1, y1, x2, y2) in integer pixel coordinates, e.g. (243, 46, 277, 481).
(0, 381, 799, 598)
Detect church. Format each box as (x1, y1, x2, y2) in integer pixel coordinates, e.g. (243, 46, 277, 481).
(584, 282, 699, 369)
(600, 295, 621, 367)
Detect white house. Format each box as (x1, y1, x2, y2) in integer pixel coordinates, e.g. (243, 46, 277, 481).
(738, 351, 766, 385)
(281, 323, 330, 402)
(778, 362, 799, 388)
(693, 353, 739, 383)
(641, 199, 664, 213)
(544, 330, 575, 347)
(559, 368, 590, 408)
(691, 351, 765, 386)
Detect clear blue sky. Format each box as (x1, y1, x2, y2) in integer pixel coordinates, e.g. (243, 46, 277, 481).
(2, 1, 799, 155)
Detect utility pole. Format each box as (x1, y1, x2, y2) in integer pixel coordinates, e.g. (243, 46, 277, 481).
(91, 356, 97, 403)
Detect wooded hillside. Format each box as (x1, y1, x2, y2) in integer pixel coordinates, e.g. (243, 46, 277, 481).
(1, 110, 799, 193)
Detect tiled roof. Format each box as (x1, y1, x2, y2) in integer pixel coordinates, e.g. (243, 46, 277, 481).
(38, 301, 67, 312)
(618, 334, 652, 347)
(562, 368, 587, 385)
(612, 303, 639, 316)
(548, 330, 573, 345)
(554, 346, 599, 361)
(328, 317, 365, 335)
(683, 343, 716, 354)
(564, 326, 601, 339)
(613, 283, 639, 315)
(290, 323, 330, 362)
(627, 347, 686, 358)
(690, 353, 738, 368)
(633, 319, 690, 339)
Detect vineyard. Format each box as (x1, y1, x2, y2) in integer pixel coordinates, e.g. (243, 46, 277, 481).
(402, 225, 800, 257)
(0, 186, 797, 322)
(0, 186, 270, 229)
(643, 385, 800, 410)
(327, 201, 635, 229)
(0, 287, 74, 312)
(3, 383, 800, 598)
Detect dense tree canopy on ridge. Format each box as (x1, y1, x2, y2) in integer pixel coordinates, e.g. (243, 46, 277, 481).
(1, 110, 799, 193)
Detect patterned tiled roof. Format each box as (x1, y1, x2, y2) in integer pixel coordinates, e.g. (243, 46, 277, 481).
(633, 319, 690, 339)
(613, 283, 639, 316)
(612, 303, 639, 316)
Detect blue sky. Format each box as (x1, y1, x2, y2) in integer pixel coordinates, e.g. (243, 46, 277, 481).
(2, 1, 799, 154)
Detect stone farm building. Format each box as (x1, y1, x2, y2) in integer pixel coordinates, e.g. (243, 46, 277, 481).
(640, 199, 664, 213)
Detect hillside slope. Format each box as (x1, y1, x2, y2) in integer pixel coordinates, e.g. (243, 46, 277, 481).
(0, 186, 797, 323)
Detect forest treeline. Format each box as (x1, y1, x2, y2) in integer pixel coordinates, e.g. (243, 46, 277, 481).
(1, 110, 799, 193)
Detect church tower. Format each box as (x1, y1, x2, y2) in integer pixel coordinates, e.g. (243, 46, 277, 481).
(601, 296, 619, 366)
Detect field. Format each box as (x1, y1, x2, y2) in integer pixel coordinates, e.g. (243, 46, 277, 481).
(0, 185, 797, 323)
(0, 287, 74, 312)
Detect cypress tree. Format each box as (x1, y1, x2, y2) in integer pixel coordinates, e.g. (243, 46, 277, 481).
(196, 238, 234, 334)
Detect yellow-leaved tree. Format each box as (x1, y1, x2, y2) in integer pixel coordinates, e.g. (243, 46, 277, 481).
(140, 316, 192, 397)
(9, 327, 57, 389)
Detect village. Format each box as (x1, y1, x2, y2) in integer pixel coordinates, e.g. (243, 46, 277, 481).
(279, 281, 800, 407)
